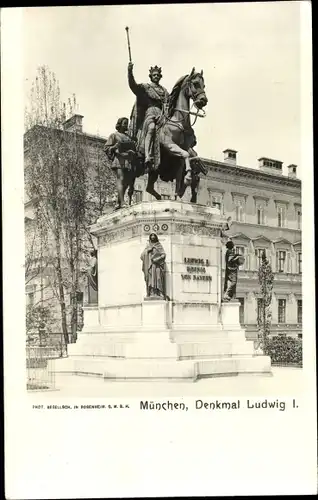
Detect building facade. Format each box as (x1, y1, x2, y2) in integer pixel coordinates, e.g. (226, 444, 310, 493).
(25, 116, 302, 341)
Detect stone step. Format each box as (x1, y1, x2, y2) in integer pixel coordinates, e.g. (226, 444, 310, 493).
(74, 328, 247, 344)
(68, 329, 252, 358)
(171, 330, 247, 342)
(196, 356, 271, 377)
(178, 340, 254, 359)
(68, 337, 254, 359)
(51, 357, 198, 380)
(51, 354, 271, 381)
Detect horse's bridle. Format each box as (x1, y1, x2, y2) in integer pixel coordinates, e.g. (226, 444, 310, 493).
(175, 104, 206, 126)
(165, 75, 207, 128)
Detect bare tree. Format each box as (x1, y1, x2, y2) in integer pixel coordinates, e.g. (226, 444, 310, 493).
(25, 66, 90, 346)
(85, 134, 117, 219)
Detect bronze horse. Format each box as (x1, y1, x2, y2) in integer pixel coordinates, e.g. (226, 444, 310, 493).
(142, 68, 208, 203)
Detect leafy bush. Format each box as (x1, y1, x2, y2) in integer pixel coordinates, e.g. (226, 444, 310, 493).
(264, 335, 302, 366)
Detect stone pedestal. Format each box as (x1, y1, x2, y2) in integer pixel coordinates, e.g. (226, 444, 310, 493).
(221, 300, 241, 327)
(53, 201, 271, 381)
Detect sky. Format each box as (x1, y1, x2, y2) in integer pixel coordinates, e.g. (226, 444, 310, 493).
(23, 2, 303, 175)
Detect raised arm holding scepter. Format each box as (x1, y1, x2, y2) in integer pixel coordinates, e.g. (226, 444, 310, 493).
(125, 27, 169, 170)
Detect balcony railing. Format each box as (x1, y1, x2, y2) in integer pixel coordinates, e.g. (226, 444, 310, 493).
(221, 269, 302, 283)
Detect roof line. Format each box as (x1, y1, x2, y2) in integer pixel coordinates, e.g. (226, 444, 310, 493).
(202, 158, 301, 184)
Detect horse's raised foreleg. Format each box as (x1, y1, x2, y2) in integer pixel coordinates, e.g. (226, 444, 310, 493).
(146, 170, 161, 200)
(161, 142, 191, 198)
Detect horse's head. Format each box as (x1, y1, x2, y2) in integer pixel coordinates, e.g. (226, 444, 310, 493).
(185, 68, 208, 110)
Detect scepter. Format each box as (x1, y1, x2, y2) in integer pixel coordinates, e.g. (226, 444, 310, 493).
(125, 26, 132, 63)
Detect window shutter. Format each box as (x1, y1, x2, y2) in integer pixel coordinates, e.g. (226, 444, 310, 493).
(246, 253, 250, 271)
(275, 252, 277, 272)
(286, 251, 291, 273)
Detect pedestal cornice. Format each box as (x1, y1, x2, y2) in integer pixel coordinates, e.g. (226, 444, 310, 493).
(90, 201, 228, 245)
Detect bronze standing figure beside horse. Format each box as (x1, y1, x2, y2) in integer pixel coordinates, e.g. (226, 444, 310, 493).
(104, 117, 138, 210)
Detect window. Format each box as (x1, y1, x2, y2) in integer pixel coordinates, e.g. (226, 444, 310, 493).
(235, 246, 246, 270)
(276, 250, 286, 273)
(238, 298, 245, 324)
(297, 252, 302, 274)
(277, 204, 286, 228)
(297, 210, 302, 230)
(27, 292, 35, 307)
(256, 248, 266, 268)
(257, 207, 265, 225)
(257, 298, 263, 323)
(161, 194, 171, 200)
(233, 196, 245, 222)
(297, 300, 302, 324)
(209, 193, 223, 211)
(229, 152, 236, 159)
(26, 284, 36, 307)
(235, 204, 244, 222)
(254, 198, 267, 224)
(278, 299, 286, 323)
(212, 201, 221, 210)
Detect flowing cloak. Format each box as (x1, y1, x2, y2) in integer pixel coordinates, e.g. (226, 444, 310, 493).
(140, 241, 166, 297)
(224, 250, 245, 298)
(87, 256, 98, 292)
(104, 131, 136, 171)
(128, 70, 169, 169)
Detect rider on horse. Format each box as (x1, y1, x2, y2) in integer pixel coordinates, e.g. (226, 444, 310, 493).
(128, 63, 169, 171)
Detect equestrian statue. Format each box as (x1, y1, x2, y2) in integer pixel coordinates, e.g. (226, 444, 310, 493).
(105, 27, 209, 209)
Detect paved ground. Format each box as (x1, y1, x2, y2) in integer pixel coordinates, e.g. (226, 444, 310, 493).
(30, 367, 304, 398)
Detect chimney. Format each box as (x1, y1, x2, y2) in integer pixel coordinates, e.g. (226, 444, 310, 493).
(287, 164, 297, 178)
(223, 149, 237, 165)
(63, 114, 84, 133)
(258, 157, 283, 174)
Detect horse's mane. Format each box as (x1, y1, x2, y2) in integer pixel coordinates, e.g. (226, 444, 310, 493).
(168, 75, 188, 117)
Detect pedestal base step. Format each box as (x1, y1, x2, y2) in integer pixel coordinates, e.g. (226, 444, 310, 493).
(51, 354, 271, 381)
(50, 357, 198, 380)
(68, 338, 254, 359)
(178, 339, 254, 358)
